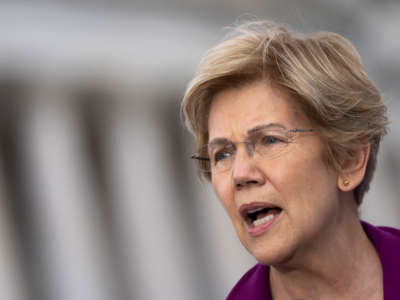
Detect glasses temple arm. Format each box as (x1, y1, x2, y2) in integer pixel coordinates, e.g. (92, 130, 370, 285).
(191, 154, 210, 161)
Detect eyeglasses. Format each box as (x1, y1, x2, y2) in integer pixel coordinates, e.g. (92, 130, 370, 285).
(191, 126, 314, 173)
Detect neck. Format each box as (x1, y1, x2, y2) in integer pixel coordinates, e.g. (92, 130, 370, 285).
(270, 195, 382, 300)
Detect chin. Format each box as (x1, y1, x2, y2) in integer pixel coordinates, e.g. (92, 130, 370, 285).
(245, 237, 295, 266)
(252, 249, 289, 266)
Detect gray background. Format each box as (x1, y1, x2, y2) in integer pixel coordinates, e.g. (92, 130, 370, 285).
(0, 1, 399, 299)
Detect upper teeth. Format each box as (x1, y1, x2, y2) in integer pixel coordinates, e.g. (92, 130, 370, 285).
(248, 207, 264, 214)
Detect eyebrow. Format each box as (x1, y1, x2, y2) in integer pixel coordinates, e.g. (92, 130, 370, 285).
(247, 123, 286, 135)
(208, 137, 230, 147)
(208, 123, 287, 146)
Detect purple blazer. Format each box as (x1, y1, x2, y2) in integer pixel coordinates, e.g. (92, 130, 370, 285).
(227, 221, 400, 300)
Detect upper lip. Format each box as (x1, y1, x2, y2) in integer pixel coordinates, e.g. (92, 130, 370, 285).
(239, 201, 281, 219)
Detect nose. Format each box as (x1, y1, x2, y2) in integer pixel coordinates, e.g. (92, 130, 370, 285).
(232, 145, 265, 189)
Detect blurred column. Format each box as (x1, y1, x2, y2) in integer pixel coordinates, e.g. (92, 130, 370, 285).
(190, 183, 256, 298)
(22, 90, 117, 300)
(106, 99, 202, 300)
(0, 77, 30, 300)
(0, 158, 28, 300)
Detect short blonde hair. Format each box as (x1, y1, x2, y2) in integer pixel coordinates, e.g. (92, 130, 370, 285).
(182, 20, 388, 204)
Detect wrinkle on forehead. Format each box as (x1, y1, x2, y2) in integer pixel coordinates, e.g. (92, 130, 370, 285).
(208, 122, 287, 146)
(207, 82, 308, 142)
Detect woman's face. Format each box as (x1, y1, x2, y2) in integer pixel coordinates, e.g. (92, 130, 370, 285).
(208, 81, 341, 265)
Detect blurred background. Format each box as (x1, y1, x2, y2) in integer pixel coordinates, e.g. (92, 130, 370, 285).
(0, 1, 399, 299)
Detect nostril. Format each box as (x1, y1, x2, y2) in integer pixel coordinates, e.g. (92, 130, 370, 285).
(235, 179, 259, 189)
(246, 180, 260, 187)
(235, 181, 244, 189)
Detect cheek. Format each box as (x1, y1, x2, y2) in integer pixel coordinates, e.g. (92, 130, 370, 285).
(272, 146, 336, 205)
(212, 176, 233, 212)
(281, 157, 338, 224)
(212, 176, 243, 227)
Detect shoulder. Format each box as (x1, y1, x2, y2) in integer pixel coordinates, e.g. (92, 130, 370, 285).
(362, 220, 400, 249)
(226, 264, 271, 300)
(375, 225, 400, 241)
(362, 220, 400, 298)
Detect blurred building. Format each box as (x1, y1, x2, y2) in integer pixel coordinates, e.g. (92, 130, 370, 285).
(0, 1, 399, 299)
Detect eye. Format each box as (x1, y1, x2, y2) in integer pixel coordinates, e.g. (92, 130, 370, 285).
(259, 135, 283, 146)
(214, 149, 232, 162)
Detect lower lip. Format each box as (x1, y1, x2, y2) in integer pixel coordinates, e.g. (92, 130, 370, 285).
(246, 213, 281, 236)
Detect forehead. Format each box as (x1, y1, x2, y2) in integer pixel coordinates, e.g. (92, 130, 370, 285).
(208, 81, 306, 140)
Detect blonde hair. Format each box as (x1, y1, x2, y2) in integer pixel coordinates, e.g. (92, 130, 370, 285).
(182, 20, 388, 204)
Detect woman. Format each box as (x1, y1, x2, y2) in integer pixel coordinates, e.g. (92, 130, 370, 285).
(182, 21, 400, 299)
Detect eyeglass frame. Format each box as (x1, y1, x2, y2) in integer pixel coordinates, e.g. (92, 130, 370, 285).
(190, 125, 314, 173)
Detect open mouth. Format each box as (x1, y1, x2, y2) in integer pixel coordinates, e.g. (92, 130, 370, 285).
(240, 204, 282, 228)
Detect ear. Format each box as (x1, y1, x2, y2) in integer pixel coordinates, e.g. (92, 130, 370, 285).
(337, 143, 370, 192)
